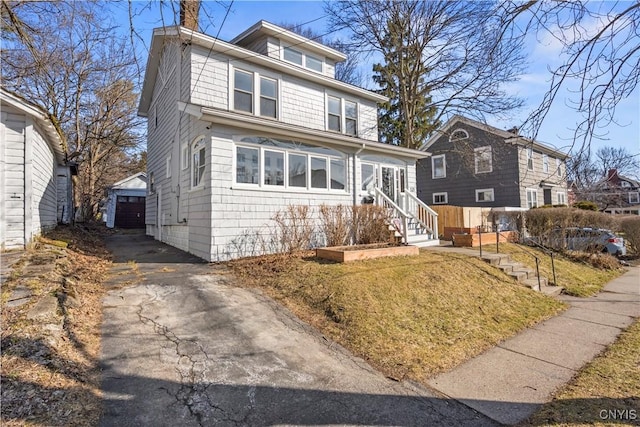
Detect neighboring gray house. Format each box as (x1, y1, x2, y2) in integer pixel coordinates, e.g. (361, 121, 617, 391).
(138, 17, 438, 261)
(103, 172, 147, 229)
(418, 115, 569, 209)
(1, 87, 74, 250)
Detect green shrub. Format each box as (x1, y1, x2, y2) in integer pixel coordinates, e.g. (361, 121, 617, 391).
(573, 200, 599, 211)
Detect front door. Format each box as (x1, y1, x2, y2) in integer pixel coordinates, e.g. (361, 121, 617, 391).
(543, 188, 552, 205)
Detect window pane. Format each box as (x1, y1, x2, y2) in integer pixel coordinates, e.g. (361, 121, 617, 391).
(311, 157, 327, 188)
(330, 159, 345, 190)
(234, 91, 252, 113)
(234, 70, 253, 92)
(289, 153, 307, 188)
(260, 78, 276, 98)
(345, 101, 357, 118)
(361, 164, 374, 191)
(236, 147, 259, 184)
(328, 97, 341, 115)
(433, 156, 445, 178)
(345, 118, 356, 136)
(264, 150, 284, 186)
(260, 97, 277, 118)
(305, 55, 323, 71)
(328, 114, 340, 132)
(475, 147, 492, 173)
(284, 47, 303, 65)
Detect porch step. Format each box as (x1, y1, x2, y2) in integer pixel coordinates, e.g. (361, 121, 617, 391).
(406, 236, 440, 247)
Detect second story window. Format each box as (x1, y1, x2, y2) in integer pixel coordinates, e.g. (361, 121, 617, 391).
(432, 154, 446, 179)
(283, 46, 303, 65)
(345, 101, 357, 136)
(556, 158, 562, 176)
(192, 138, 206, 188)
(234, 69, 253, 113)
(527, 147, 534, 170)
(474, 146, 492, 174)
(328, 96, 341, 132)
(260, 77, 277, 118)
(543, 154, 549, 173)
(305, 54, 323, 72)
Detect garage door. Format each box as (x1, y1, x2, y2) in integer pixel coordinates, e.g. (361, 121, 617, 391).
(115, 196, 146, 228)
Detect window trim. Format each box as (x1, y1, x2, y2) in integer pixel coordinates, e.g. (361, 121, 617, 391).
(629, 192, 640, 204)
(326, 94, 358, 136)
(474, 146, 492, 174)
(191, 136, 206, 189)
(433, 192, 448, 204)
(231, 66, 280, 118)
(166, 155, 172, 178)
(475, 188, 494, 203)
(449, 128, 469, 141)
(181, 144, 189, 170)
(282, 43, 325, 73)
(526, 188, 538, 208)
(557, 191, 566, 205)
(259, 76, 278, 119)
(556, 158, 562, 176)
(233, 68, 254, 114)
(431, 154, 446, 179)
(543, 154, 549, 173)
(527, 147, 534, 171)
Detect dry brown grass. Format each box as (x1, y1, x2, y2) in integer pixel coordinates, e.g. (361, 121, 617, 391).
(229, 250, 566, 381)
(1, 224, 111, 426)
(522, 319, 640, 426)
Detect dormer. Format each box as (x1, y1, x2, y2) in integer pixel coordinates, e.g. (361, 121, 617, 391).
(231, 20, 347, 79)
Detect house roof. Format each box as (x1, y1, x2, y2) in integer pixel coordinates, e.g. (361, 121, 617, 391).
(195, 103, 429, 160)
(138, 26, 387, 116)
(420, 115, 569, 159)
(230, 20, 347, 62)
(109, 172, 147, 190)
(1, 87, 66, 164)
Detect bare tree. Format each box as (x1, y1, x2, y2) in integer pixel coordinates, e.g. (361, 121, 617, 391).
(2, 0, 143, 220)
(498, 1, 640, 156)
(325, 0, 526, 147)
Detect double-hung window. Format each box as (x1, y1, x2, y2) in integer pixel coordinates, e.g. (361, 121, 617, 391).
(526, 188, 538, 208)
(527, 147, 534, 170)
(234, 69, 253, 113)
(556, 158, 562, 176)
(543, 154, 549, 173)
(557, 192, 567, 205)
(629, 192, 640, 204)
(433, 192, 448, 204)
(474, 146, 492, 174)
(432, 154, 446, 179)
(328, 96, 341, 132)
(476, 188, 494, 202)
(192, 138, 206, 188)
(259, 77, 277, 118)
(345, 101, 357, 136)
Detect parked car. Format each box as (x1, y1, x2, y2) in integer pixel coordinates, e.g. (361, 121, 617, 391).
(548, 227, 626, 256)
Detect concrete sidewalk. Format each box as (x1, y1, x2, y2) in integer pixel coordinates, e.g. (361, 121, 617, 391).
(427, 266, 640, 425)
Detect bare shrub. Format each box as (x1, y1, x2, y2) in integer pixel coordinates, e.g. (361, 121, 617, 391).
(563, 252, 621, 270)
(319, 204, 351, 247)
(352, 205, 393, 245)
(526, 207, 619, 246)
(619, 216, 640, 255)
(226, 228, 277, 259)
(272, 205, 315, 253)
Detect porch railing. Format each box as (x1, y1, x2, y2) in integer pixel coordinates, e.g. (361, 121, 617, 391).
(401, 191, 439, 239)
(373, 187, 408, 244)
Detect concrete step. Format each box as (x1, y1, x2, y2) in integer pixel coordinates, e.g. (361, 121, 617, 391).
(540, 285, 564, 297)
(522, 277, 549, 291)
(481, 254, 510, 266)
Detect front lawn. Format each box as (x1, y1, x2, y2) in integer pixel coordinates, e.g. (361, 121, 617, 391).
(229, 250, 566, 381)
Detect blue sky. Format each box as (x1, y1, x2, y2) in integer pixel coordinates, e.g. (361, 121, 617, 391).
(117, 0, 639, 158)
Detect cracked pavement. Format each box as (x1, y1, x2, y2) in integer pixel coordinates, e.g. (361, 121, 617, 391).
(100, 232, 496, 426)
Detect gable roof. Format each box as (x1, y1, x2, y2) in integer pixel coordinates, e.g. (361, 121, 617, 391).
(138, 26, 386, 116)
(1, 87, 66, 164)
(109, 172, 147, 190)
(230, 20, 347, 62)
(421, 115, 569, 159)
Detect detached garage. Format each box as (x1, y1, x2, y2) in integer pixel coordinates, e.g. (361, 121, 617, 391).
(104, 173, 147, 229)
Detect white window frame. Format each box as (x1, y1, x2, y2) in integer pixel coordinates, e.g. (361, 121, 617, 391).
(526, 188, 538, 208)
(259, 76, 278, 119)
(166, 155, 171, 178)
(449, 128, 469, 141)
(283, 46, 303, 65)
(432, 154, 446, 179)
(557, 191, 566, 205)
(181, 145, 189, 170)
(433, 192, 448, 204)
(543, 154, 549, 173)
(233, 141, 347, 193)
(527, 147, 534, 171)
(556, 158, 562, 176)
(474, 146, 492, 174)
(233, 68, 253, 114)
(326, 94, 358, 136)
(475, 188, 494, 202)
(191, 137, 206, 189)
(621, 180, 631, 188)
(629, 192, 640, 204)
(231, 66, 280, 118)
(282, 44, 325, 73)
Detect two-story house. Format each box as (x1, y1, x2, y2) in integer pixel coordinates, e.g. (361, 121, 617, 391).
(138, 15, 438, 261)
(579, 169, 640, 215)
(417, 115, 569, 210)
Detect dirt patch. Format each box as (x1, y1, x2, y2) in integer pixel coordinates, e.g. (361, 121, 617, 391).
(1, 224, 111, 426)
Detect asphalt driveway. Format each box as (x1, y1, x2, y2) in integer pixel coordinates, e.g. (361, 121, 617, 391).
(100, 232, 494, 426)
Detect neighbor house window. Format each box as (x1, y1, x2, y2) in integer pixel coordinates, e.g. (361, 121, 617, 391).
(474, 146, 492, 174)
(629, 192, 640, 204)
(283, 46, 303, 65)
(181, 145, 189, 170)
(259, 77, 277, 118)
(556, 158, 562, 176)
(433, 192, 448, 204)
(476, 188, 494, 202)
(234, 137, 347, 192)
(526, 188, 538, 208)
(432, 154, 446, 179)
(527, 147, 534, 170)
(192, 138, 206, 188)
(557, 192, 566, 205)
(327, 96, 341, 132)
(449, 129, 469, 141)
(345, 101, 357, 136)
(166, 156, 171, 178)
(543, 154, 549, 173)
(234, 69, 253, 113)
(149, 172, 155, 193)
